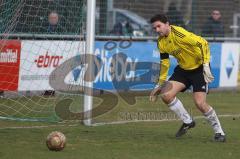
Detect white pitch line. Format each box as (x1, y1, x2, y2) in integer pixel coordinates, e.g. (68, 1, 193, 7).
(0, 114, 239, 129)
(0, 124, 79, 130)
(91, 114, 240, 126)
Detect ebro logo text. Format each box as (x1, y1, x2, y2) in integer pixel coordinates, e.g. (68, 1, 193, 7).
(34, 52, 63, 68)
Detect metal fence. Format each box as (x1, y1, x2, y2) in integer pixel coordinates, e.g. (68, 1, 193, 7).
(1, 0, 240, 38)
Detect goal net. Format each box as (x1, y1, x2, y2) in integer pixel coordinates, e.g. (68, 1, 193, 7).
(0, 0, 88, 122)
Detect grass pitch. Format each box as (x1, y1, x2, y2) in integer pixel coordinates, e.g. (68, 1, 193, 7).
(0, 91, 240, 159)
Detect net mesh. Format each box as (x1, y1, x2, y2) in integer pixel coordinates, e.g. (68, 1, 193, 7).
(0, 0, 87, 122)
(0, 0, 86, 34)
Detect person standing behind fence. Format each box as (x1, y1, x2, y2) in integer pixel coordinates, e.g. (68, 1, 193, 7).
(43, 10, 61, 96)
(47, 11, 63, 34)
(166, 2, 185, 28)
(110, 20, 133, 36)
(202, 10, 224, 37)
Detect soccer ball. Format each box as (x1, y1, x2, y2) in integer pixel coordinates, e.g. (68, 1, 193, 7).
(46, 131, 66, 151)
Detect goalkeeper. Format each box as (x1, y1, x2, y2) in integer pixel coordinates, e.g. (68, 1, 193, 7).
(149, 14, 225, 142)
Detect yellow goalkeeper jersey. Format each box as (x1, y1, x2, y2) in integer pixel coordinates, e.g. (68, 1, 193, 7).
(157, 25, 211, 85)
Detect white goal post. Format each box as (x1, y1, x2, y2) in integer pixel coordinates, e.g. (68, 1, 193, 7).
(83, 0, 96, 126)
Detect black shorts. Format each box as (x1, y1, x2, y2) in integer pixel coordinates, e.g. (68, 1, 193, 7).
(169, 65, 208, 93)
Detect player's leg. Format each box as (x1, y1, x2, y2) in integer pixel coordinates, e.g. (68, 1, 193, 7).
(193, 92, 226, 142)
(160, 66, 195, 137)
(190, 66, 226, 142)
(161, 80, 195, 137)
(160, 80, 185, 104)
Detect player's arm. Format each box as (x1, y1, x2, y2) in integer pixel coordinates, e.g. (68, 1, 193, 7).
(180, 34, 214, 83)
(150, 52, 170, 102)
(158, 53, 170, 85)
(180, 33, 210, 64)
(197, 39, 210, 64)
(171, 26, 206, 60)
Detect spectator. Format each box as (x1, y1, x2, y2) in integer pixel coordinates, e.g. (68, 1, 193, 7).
(166, 2, 185, 27)
(44, 11, 62, 96)
(47, 11, 63, 34)
(202, 10, 224, 37)
(111, 20, 133, 36)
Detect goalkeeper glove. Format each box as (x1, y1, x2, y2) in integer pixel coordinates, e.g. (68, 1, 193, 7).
(149, 84, 162, 102)
(203, 63, 214, 83)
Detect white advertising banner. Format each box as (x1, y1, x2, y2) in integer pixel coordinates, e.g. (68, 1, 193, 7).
(219, 43, 240, 87)
(19, 40, 85, 91)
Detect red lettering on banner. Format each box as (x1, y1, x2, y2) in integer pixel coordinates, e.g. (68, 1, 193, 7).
(0, 40, 21, 91)
(34, 52, 63, 68)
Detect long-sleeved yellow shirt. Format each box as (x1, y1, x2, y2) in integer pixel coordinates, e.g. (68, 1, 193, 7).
(157, 25, 211, 85)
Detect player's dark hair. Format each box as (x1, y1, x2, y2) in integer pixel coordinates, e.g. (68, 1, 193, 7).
(150, 14, 169, 24)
